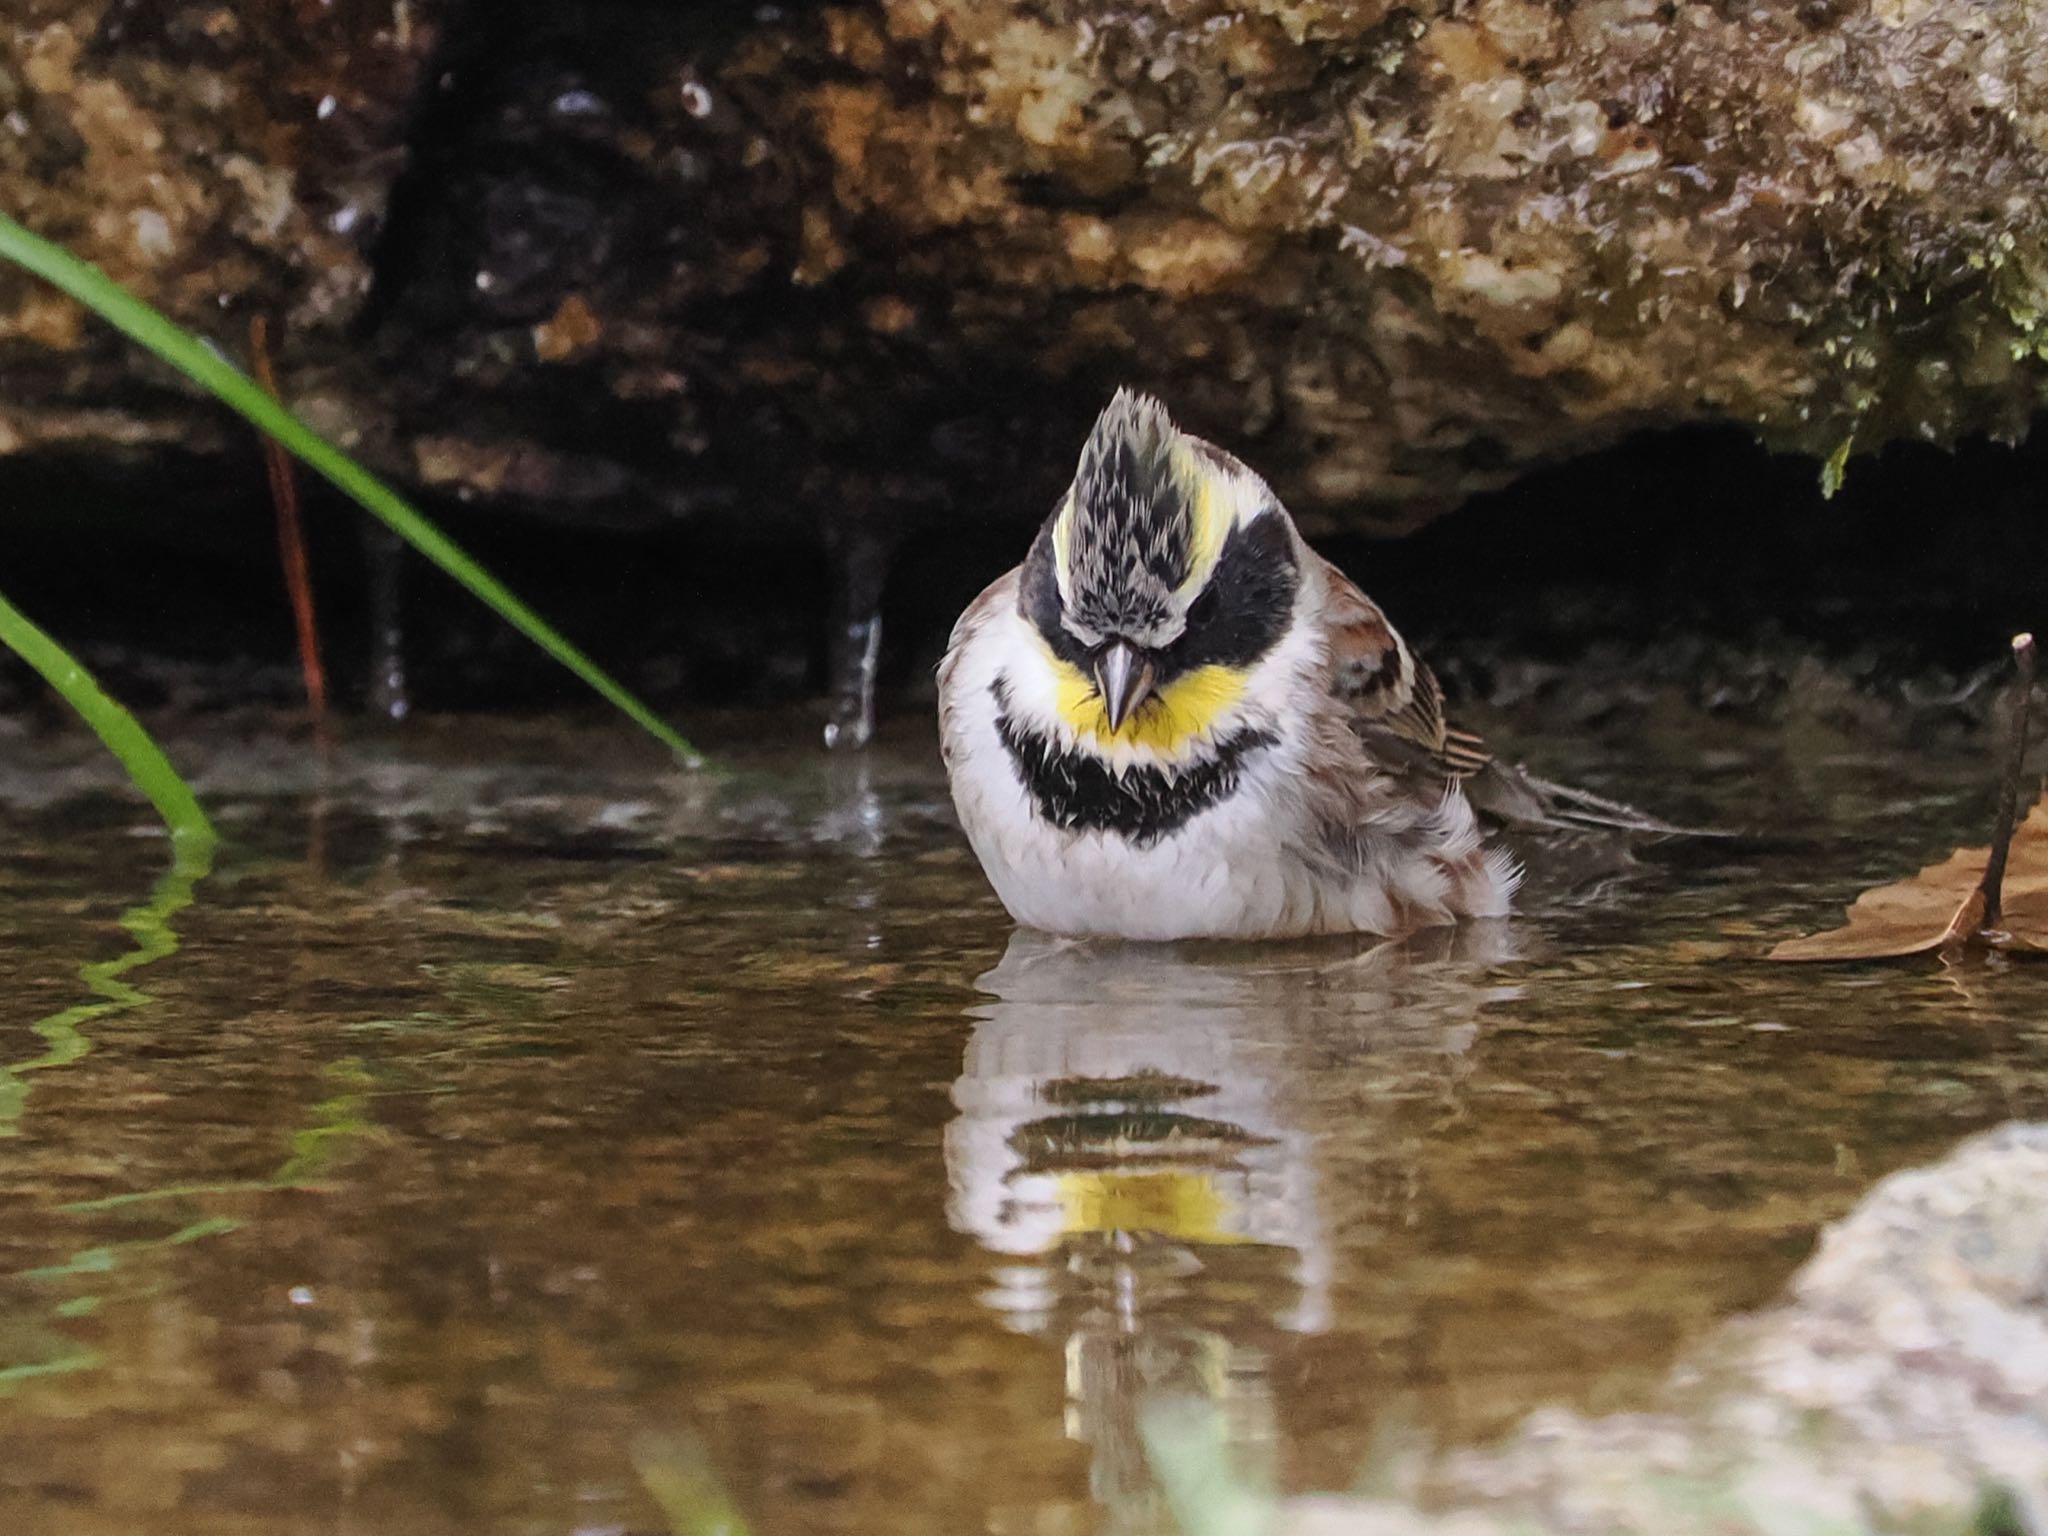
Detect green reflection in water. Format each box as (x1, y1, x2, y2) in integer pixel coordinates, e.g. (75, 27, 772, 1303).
(3, 1206, 244, 1390)
(4, 1031, 383, 1388)
(0, 673, 215, 1383)
(55, 1053, 393, 1216)
(1143, 1399, 1275, 1536)
(0, 1211, 239, 1388)
(276, 1055, 380, 1185)
(2, 1054, 384, 1390)
(21, 1218, 242, 1285)
(632, 1432, 755, 1536)
(0, 838, 215, 1134)
(0, 583, 217, 1133)
(0, 1344, 102, 1389)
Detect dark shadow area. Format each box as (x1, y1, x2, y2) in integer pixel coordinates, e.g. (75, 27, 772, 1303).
(0, 416, 2041, 724)
(1358, 421, 2048, 672)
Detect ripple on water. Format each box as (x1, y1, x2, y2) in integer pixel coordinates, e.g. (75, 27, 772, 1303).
(0, 710, 2042, 1535)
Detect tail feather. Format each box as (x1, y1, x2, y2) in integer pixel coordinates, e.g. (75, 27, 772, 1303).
(1466, 759, 1723, 838)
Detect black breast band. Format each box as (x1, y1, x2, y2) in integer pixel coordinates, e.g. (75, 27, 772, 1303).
(993, 679, 1275, 847)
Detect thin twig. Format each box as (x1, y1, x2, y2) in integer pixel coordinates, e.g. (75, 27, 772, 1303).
(1979, 631, 2035, 929)
(0, 211, 700, 762)
(249, 316, 328, 728)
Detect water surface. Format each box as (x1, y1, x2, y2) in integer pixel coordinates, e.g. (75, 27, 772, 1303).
(0, 707, 2044, 1535)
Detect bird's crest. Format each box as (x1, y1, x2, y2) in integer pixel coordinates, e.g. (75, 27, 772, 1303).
(1055, 390, 1200, 637)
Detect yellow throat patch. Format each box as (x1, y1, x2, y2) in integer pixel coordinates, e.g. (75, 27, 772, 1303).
(1044, 647, 1249, 755)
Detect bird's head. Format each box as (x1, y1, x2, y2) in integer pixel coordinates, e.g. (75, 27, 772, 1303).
(1019, 390, 1302, 749)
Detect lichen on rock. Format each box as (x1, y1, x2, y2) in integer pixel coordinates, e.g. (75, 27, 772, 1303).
(809, 0, 2048, 528)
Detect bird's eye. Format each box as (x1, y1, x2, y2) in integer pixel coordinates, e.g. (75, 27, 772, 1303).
(1186, 584, 1220, 628)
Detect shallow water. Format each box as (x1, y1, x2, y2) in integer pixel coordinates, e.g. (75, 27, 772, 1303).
(0, 706, 2044, 1536)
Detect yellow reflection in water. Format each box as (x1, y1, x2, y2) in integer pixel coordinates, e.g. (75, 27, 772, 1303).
(1054, 1170, 1248, 1244)
(947, 926, 1520, 1535)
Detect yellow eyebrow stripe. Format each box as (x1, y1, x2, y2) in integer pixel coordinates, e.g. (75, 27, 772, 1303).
(1046, 653, 1249, 755)
(1050, 491, 1076, 606)
(1179, 466, 1232, 597)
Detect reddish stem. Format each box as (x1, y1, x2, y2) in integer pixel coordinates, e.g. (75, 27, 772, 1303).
(250, 316, 328, 728)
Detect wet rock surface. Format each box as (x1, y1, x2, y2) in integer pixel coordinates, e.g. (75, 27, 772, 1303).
(0, 0, 436, 463)
(3, 0, 2048, 550)
(1282, 1122, 2048, 1535)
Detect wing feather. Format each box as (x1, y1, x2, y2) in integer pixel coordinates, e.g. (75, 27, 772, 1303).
(1316, 556, 1709, 835)
(1317, 556, 1488, 786)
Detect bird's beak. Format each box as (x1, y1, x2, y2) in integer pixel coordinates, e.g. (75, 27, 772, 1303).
(1094, 641, 1157, 733)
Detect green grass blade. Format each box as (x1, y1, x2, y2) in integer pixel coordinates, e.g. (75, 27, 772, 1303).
(0, 587, 216, 856)
(0, 848, 213, 1135)
(0, 212, 701, 766)
(0, 586, 216, 1135)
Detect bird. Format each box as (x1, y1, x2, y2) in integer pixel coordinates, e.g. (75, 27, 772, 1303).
(938, 388, 1664, 941)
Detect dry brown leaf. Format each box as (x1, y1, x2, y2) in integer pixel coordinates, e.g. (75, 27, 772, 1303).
(1769, 803, 2048, 962)
(1772, 633, 2042, 964)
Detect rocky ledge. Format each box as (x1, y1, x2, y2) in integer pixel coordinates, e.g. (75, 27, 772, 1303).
(2, 0, 2046, 553)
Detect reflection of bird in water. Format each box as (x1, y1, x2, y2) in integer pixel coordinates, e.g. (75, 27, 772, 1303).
(945, 927, 1519, 1535)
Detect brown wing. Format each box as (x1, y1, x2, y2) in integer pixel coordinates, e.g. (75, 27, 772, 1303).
(1317, 556, 1491, 784)
(1317, 558, 1709, 835)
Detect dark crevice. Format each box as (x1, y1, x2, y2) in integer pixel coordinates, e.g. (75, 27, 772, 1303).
(1, 416, 2044, 725)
